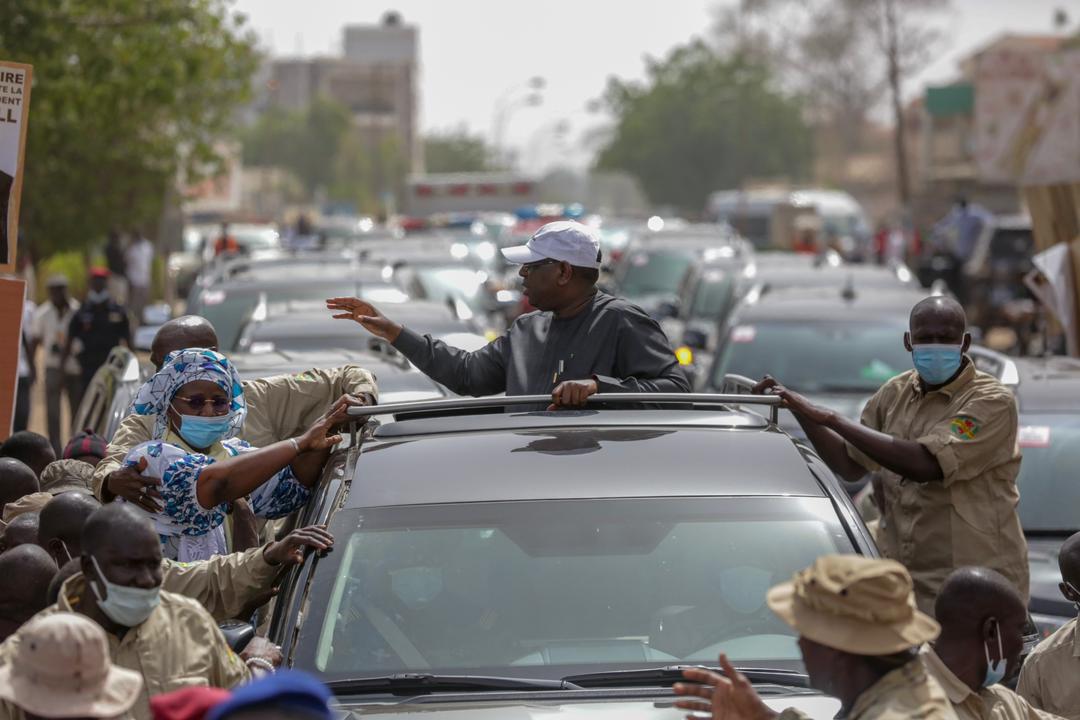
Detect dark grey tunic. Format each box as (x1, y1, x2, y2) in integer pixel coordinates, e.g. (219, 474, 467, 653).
(392, 291, 690, 399)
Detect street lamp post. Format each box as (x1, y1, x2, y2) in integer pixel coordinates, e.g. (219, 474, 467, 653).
(491, 76, 545, 169)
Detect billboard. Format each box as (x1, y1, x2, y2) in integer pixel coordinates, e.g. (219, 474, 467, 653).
(0, 61, 32, 273)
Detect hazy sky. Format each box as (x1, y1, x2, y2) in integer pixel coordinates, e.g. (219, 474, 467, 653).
(232, 0, 1072, 172)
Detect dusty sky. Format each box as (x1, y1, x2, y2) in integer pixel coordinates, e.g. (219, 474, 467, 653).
(231, 0, 1073, 172)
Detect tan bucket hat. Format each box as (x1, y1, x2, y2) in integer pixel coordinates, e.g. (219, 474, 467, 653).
(2, 492, 53, 523)
(0, 612, 142, 718)
(767, 554, 940, 656)
(39, 459, 96, 494)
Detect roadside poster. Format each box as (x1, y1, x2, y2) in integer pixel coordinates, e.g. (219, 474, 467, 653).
(0, 278, 25, 440)
(0, 61, 32, 273)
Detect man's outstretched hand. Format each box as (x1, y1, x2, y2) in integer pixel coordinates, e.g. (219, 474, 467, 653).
(263, 525, 335, 566)
(752, 375, 832, 426)
(673, 654, 778, 720)
(326, 297, 402, 342)
(548, 379, 598, 411)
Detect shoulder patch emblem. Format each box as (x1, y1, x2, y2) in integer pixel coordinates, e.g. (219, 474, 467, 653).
(949, 415, 980, 439)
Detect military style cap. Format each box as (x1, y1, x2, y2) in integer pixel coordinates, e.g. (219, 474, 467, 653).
(39, 459, 96, 494)
(767, 554, 940, 656)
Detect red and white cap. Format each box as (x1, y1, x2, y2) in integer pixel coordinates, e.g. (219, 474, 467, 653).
(501, 220, 602, 269)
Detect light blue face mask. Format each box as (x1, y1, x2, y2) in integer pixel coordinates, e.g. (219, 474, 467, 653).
(911, 343, 963, 386)
(175, 412, 234, 449)
(983, 619, 1007, 688)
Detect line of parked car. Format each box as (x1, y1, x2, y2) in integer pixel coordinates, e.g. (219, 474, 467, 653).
(65, 209, 1072, 718)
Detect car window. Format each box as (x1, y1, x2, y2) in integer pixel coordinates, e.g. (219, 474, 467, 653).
(1016, 414, 1080, 533)
(618, 251, 695, 299)
(191, 281, 365, 351)
(690, 275, 737, 319)
(714, 320, 909, 394)
(297, 497, 853, 679)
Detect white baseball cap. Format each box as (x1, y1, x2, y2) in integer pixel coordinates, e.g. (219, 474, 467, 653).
(501, 220, 603, 269)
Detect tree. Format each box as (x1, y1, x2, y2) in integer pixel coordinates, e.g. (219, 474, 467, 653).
(423, 128, 498, 173)
(595, 40, 813, 213)
(711, 0, 949, 208)
(242, 97, 352, 196)
(243, 97, 407, 216)
(0, 0, 259, 257)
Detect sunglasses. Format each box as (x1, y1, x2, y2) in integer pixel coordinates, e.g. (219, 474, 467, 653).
(172, 394, 231, 413)
(520, 258, 562, 275)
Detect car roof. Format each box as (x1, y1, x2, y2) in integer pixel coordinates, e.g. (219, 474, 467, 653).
(229, 348, 443, 398)
(1013, 356, 1080, 412)
(251, 303, 467, 337)
(346, 411, 826, 508)
(735, 286, 923, 323)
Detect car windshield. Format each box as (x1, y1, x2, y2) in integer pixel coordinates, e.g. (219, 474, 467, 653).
(618, 251, 694, 298)
(191, 281, 377, 351)
(690, 274, 737, 319)
(713, 321, 909, 394)
(297, 497, 853, 680)
(1016, 414, 1080, 533)
(415, 267, 486, 303)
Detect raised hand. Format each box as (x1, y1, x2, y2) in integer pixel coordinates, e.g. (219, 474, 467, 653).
(263, 524, 335, 566)
(296, 396, 352, 453)
(326, 297, 402, 342)
(673, 654, 778, 720)
(107, 457, 164, 512)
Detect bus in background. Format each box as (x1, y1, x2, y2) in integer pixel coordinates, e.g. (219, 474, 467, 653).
(706, 188, 871, 261)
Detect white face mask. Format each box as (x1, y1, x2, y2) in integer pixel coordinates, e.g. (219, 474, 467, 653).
(89, 555, 161, 627)
(86, 289, 110, 303)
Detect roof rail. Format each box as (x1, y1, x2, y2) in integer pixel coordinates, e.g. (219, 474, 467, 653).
(347, 392, 781, 424)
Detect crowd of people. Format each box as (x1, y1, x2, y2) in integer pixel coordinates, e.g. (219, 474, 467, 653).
(0, 220, 1077, 719)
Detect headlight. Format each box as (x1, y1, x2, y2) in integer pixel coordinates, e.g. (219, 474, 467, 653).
(474, 242, 496, 261)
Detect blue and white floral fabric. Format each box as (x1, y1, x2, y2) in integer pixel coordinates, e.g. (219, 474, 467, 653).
(123, 437, 311, 561)
(122, 347, 309, 561)
(130, 348, 246, 440)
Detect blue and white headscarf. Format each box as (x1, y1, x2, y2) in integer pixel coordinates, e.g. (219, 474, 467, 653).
(131, 348, 246, 440)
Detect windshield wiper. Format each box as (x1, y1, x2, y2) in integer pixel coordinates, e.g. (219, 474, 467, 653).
(562, 665, 809, 689)
(326, 673, 581, 696)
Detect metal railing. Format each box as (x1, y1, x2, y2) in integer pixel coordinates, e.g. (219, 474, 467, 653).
(346, 390, 781, 424)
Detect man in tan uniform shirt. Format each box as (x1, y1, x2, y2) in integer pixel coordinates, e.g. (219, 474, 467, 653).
(0, 504, 277, 720)
(93, 315, 377, 507)
(674, 555, 957, 720)
(1017, 532, 1080, 719)
(755, 296, 1027, 613)
(923, 567, 1061, 720)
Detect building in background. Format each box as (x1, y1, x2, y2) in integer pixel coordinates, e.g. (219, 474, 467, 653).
(266, 12, 420, 175)
(915, 33, 1075, 221)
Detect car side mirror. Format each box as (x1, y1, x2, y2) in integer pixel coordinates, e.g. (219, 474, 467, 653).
(218, 620, 255, 653)
(682, 328, 707, 350)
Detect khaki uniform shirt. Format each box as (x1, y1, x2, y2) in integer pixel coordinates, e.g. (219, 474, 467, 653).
(0, 577, 249, 720)
(1017, 617, 1080, 719)
(94, 364, 377, 498)
(922, 645, 1062, 720)
(777, 657, 958, 719)
(846, 361, 1028, 614)
(161, 543, 281, 621)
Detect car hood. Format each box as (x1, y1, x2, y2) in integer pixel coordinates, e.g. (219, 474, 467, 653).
(336, 693, 840, 718)
(1027, 536, 1071, 618)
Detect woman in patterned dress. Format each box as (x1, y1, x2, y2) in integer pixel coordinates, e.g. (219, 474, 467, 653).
(122, 348, 348, 561)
